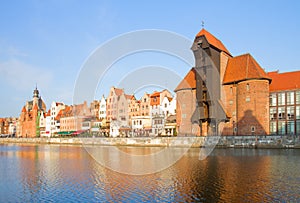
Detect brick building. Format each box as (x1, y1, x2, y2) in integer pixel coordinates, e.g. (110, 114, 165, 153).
(175, 29, 271, 136)
(19, 87, 47, 137)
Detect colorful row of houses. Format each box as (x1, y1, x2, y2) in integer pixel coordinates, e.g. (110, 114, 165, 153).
(3, 27, 300, 138)
(16, 86, 176, 138)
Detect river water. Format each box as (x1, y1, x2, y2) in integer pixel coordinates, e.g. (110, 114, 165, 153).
(0, 144, 299, 202)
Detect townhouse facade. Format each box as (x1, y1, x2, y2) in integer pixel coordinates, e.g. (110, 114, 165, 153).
(0, 117, 17, 136)
(99, 95, 106, 120)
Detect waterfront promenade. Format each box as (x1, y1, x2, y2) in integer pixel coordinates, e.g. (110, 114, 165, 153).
(1, 136, 300, 149)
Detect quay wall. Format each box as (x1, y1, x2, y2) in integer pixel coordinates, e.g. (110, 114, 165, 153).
(1, 136, 300, 148)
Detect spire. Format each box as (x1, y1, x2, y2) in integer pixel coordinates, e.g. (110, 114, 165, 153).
(33, 85, 39, 98)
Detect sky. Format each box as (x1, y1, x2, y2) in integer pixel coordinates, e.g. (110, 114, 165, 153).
(0, 0, 300, 117)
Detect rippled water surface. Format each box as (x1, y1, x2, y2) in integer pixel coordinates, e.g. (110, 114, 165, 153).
(0, 144, 300, 202)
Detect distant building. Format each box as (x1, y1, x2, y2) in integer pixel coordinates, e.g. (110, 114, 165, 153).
(131, 116, 151, 136)
(150, 89, 173, 135)
(268, 71, 300, 135)
(90, 100, 100, 118)
(19, 87, 47, 137)
(99, 95, 106, 120)
(50, 101, 65, 135)
(106, 87, 132, 137)
(0, 117, 17, 136)
(58, 101, 91, 134)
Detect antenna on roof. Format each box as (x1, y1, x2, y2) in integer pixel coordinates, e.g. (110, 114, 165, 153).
(201, 20, 205, 28)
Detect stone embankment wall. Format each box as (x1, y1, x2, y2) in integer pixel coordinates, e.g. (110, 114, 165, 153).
(1, 136, 300, 148)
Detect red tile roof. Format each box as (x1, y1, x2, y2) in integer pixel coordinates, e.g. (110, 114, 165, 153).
(46, 109, 51, 117)
(223, 53, 271, 84)
(196, 29, 231, 56)
(125, 94, 133, 100)
(174, 68, 196, 92)
(268, 70, 300, 92)
(150, 91, 161, 106)
(114, 87, 124, 96)
(22, 106, 26, 113)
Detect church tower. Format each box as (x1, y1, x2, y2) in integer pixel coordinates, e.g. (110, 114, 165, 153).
(33, 85, 39, 107)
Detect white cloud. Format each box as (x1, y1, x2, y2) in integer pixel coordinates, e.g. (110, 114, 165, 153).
(0, 58, 53, 91)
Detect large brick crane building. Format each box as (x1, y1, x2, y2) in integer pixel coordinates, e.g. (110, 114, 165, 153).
(175, 29, 271, 136)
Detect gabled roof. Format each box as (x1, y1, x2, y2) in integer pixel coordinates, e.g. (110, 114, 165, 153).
(268, 70, 300, 92)
(150, 91, 160, 97)
(125, 94, 133, 100)
(114, 87, 124, 96)
(46, 109, 51, 117)
(22, 106, 27, 113)
(174, 68, 196, 92)
(196, 29, 231, 56)
(56, 102, 64, 106)
(223, 53, 271, 84)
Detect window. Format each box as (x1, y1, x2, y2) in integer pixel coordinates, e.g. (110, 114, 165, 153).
(287, 121, 295, 134)
(246, 83, 250, 91)
(278, 121, 286, 135)
(165, 103, 167, 108)
(246, 96, 250, 102)
(296, 106, 300, 119)
(270, 94, 277, 106)
(287, 106, 295, 120)
(278, 107, 285, 120)
(144, 98, 147, 102)
(270, 107, 277, 120)
(251, 126, 255, 132)
(296, 91, 300, 104)
(229, 100, 233, 105)
(296, 120, 300, 134)
(230, 87, 233, 94)
(278, 92, 285, 106)
(182, 114, 187, 119)
(287, 92, 294, 105)
(270, 121, 277, 134)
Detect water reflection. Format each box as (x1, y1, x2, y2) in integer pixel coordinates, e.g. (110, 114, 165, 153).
(0, 144, 299, 202)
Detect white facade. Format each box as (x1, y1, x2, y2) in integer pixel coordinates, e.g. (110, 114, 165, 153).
(110, 120, 121, 137)
(45, 116, 51, 137)
(161, 95, 176, 118)
(39, 112, 46, 137)
(131, 116, 151, 136)
(150, 89, 174, 136)
(50, 101, 65, 135)
(99, 95, 106, 120)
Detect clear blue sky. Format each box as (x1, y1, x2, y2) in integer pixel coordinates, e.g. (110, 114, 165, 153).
(1, 0, 300, 117)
